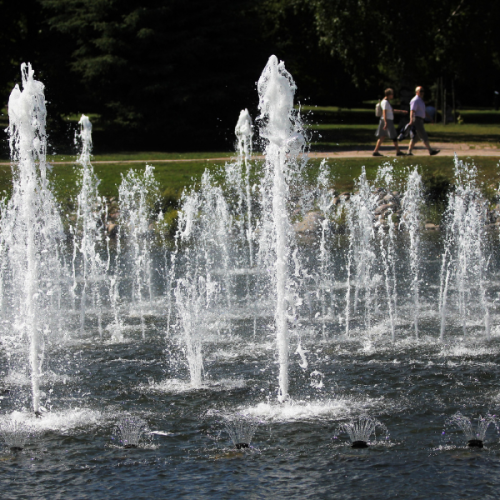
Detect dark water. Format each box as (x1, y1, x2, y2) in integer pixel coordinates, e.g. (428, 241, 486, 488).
(2, 234, 500, 499)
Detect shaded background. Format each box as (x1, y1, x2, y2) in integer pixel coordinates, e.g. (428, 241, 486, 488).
(1, 0, 499, 152)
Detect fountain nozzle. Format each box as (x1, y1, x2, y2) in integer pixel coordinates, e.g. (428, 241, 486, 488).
(467, 439, 483, 448)
(34, 411, 42, 419)
(351, 440, 369, 449)
(235, 443, 249, 450)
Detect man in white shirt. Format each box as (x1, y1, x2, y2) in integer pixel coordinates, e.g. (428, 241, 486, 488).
(373, 88, 408, 156)
(407, 86, 440, 155)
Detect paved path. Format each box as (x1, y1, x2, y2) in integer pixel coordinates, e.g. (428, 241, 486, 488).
(0, 142, 498, 166)
(308, 142, 500, 159)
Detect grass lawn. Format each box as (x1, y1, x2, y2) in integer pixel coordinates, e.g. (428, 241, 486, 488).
(0, 105, 499, 217)
(302, 105, 500, 150)
(0, 154, 497, 208)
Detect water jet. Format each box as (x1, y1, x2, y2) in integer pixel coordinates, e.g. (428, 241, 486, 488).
(113, 417, 149, 449)
(335, 416, 388, 448)
(446, 412, 497, 448)
(221, 413, 259, 450)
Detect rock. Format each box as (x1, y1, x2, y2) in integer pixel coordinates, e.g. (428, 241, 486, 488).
(294, 211, 323, 233)
(340, 192, 351, 200)
(383, 194, 394, 202)
(425, 223, 439, 230)
(374, 203, 393, 216)
(333, 197, 341, 206)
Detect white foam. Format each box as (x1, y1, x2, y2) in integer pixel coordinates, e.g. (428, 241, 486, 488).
(439, 344, 494, 357)
(0, 408, 105, 433)
(240, 397, 369, 422)
(138, 377, 246, 394)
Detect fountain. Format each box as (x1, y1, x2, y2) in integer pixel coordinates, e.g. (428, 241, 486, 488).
(173, 170, 234, 387)
(344, 167, 378, 335)
(0, 419, 38, 452)
(401, 167, 423, 338)
(0, 63, 64, 415)
(221, 412, 260, 449)
(113, 416, 149, 448)
(117, 165, 160, 338)
(256, 55, 305, 402)
(71, 115, 109, 338)
(234, 108, 255, 270)
(312, 160, 338, 338)
(446, 412, 498, 448)
(335, 415, 389, 448)
(439, 156, 491, 341)
(2, 57, 500, 497)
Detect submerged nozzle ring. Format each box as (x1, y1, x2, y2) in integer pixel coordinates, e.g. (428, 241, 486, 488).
(467, 439, 483, 448)
(235, 443, 249, 450)
(351, 440, 369, 449)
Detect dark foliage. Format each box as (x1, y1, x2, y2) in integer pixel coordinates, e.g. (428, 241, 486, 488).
(0, 0, 499, 152)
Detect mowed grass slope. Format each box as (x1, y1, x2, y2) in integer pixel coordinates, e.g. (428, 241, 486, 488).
(303, 105, 500, 150)
(0, 105, 498, 216)
(0, 155, 497, 209)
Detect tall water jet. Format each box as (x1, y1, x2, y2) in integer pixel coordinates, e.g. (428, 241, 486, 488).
(375, 164, 397, 341)
(439, 156, 490, 341)
(235, 109, 255, 269)
(173, 171, 233, 386)
(0, 64, 64, 414)
(401, 167, 423, 338)
(72, 115, 108, 338)
(118, 166, 160, 338)
(345, 168, 377, 336)
(257, 55, 305, 402)
(314, 160, 337, 338)
(174, 278, 206, 387)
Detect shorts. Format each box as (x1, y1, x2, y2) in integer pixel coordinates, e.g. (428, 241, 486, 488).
(413, 117, 429, 143)
(375, 119, 397, 140)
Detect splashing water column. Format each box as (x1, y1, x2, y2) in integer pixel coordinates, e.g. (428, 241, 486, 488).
(73, 115, 108, 338)
(345, 168, 377, 336)
(402, 168, 423, 338)
(257, 55, 305, 402)
(439, 156, 491, 341)
(4, 64, 64, 414)
(119, 166, 160, 338)
(235, 109, 255, 268)
(315, 160, 336, 338)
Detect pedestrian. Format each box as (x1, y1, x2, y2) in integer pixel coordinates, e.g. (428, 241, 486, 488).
(373, 89, 408, 157)
(407, 86, 440, 155)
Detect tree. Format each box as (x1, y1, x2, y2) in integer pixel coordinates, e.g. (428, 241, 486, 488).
(40, 0, 272, 150)
(262, 0, 500, 104)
